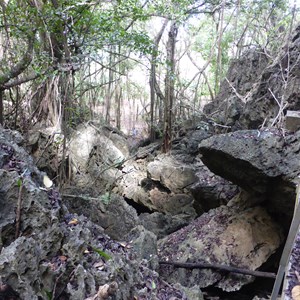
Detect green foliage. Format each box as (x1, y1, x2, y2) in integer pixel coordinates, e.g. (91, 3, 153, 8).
(92, 246, 112, 261)
(0, 0, 155, 82)
(16, 178, 22, 188)
(186, 0, 292, 96)
(44, 289, 53, 300)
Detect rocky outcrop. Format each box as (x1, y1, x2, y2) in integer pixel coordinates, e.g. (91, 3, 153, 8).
(140, 212, 192, 239)
(202, 26, 300, 132)
(158, 193, 283, 292)
(62, 190, 141, 241)
(189, 163, 239, 212)
(147, 154, 198, 193)
(238, 26, 300, 129)
(198, 129, 300, 227)
(70, 123, 129, 188)
(0, 128, 193, 299)
(203, 48, 269, 128)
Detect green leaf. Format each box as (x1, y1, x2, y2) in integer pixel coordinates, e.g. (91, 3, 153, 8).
(151, 281, 156, 289)
(92, 247, 112, 261)
(44, 289, 53, 300)
(17, 178, 22, 188)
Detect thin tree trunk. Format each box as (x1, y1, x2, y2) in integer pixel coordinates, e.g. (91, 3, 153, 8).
(162, 21, 178, 153)
(115, 84, 122, 130)
(215, 0, 225, 94)
(0, 89, 3, 125)
(105, 47, 114, 124)
(150, 19, 168, 142)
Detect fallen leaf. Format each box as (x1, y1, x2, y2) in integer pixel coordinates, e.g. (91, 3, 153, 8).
(43, 175, 53, 188)
(68, 218, 78, 225)
(93, 261, 104, 269)
(292, 285, 300, 300)
(119, 242, 132, 249)
(59, 255, 67, 262)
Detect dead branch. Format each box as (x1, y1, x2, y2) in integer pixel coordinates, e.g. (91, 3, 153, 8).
(159, 260, 276, 279)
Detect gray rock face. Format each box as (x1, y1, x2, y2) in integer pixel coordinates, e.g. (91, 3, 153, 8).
(235, 27, 300, 130)
(140, 212, 192, 239)
(0, 128, 190, 299)
(125, 225, 158, 269)
(203, 48, 269, 128)
(147, 154, 198, 193)
(198, 129, 300, 226)
(189, 163, 239, 213)
(158, 195, 283, 292)
(63, 191, 141, 241)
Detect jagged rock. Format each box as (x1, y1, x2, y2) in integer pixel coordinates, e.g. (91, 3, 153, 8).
(149, 188, 196, 216)
(66, 122, 129, 188)
(117, 161, 152, 209)
(147, 154, 198, 193)
(0, 128, 190, 299)
(119, 155, 198, 219)
(189, 163, 239, 213)
(198, 129, 300, 226)
(175, 284, 204, 300)
(27, 123, 130, 187)
(27, 128, 65, 178)
(203, 48, 269, 128)
(184, 128, 213, 155)
(125, 225, 158, 269)
(62, 191, 140, 241)
(158, 194, 283, 292)
(237, 26, 300, 129)
(69, 123, 129, 171)
(140, 212, 192, 239)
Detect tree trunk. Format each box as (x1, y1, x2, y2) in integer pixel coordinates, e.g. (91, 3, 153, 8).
(115, 84, 122, 130)
(0, 89, 3, 125)
(215, 0, 225, 94)
(162, 21, 178, 153)
(105, 46, 115, 124)
(149, 19, 168, 142)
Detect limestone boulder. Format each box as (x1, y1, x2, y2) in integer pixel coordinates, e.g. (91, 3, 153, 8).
(69, 123, 129, 170)
(234, 26, 300, 130)
(0, 128, 190, 299)
(62, 191, 140, 241)
(158, 195, 283, 291)
(147, 154, 198, 193)
(189, 163, 239, 213)
(203, 48, 269, 129)
(199, 129, 300, 227)
(140, 212, 192, 239)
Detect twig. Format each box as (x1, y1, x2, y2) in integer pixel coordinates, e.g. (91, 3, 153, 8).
(53, 268, 76, 300)
(225, 77, 245, 101)
(268, 88, 288, 127)
(159, 260, 276, 279)
(51, 270, 66, 300)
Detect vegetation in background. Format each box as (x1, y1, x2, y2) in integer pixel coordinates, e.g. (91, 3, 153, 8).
(0, 0, 298, 161)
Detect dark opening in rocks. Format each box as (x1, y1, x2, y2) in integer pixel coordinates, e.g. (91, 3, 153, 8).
(203, 276, 275, 300)
(140, 178, 171, 193)
(124, 197, 152, 215)
(1, 224, 16, 247)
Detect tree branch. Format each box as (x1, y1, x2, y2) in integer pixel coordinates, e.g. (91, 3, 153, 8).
(0, 34, 35, 86)
(159, 260, 276, 279)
